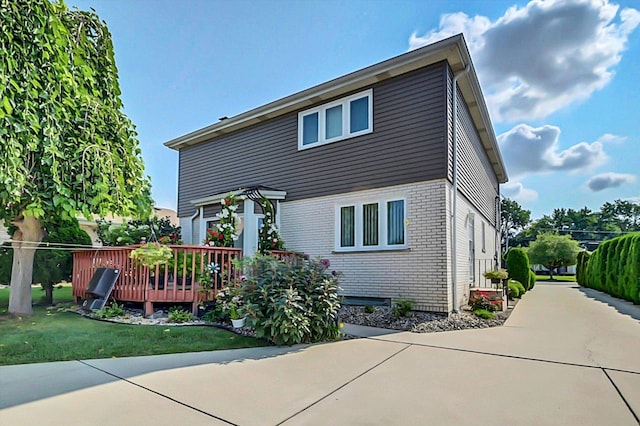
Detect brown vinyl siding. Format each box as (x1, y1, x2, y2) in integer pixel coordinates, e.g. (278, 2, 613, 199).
(445, 66, 499, 226)
(177, 62, 449, 217)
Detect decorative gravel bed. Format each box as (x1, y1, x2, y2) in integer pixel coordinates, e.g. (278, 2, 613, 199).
(339, 304, 513, 333)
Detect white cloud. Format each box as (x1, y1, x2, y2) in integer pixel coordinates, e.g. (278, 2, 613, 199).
(595, 133, 627, 144)
(586, 172, 636, 191)
(501, 181, 539, 203)
(498, 124, 607, 178)
(409, 0, 640, 122)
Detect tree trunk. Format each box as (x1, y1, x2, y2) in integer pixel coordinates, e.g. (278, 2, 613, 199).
(548, 267, 555, 280)
(8, 214, 44, 315)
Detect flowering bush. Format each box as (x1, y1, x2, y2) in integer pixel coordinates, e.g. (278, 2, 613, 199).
(240, 254, 341, 345)
(97, 216, 181, 246)
(214, 283, 245, 320)
(257, 197, 284, 253)
(204, 194, 239, 247)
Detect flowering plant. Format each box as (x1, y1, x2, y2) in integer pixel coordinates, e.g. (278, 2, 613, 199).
(204, 194, 239, 247)
(215, 283, 245, 320)
(129, 243, 173, 267)
(197, 262, 220, 302)
(257, 196, 284, 253)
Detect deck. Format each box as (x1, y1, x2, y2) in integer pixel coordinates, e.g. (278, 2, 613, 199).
(72, 245, 295, 315)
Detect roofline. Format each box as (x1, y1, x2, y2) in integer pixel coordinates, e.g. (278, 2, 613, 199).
(164, 34, 507, 183)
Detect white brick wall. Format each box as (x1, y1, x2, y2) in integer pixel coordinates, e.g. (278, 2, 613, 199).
(280, 180, 450, 312)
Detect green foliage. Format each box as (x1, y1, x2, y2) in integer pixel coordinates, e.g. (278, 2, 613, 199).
(129, 243, 173, 267)
(364, 305, 375, 314)
(94, 302, 124, 319)
(240, 255, 342, 345)
(392, 299, 414, 318)
(213, 283, 244, 321)
(508, 280, 525, 299)
(527, 233, 581, 279)
(507, 248, 532, 291)
(167, 307, 193, 324)
(0, 0, 151, 224)
(483, 269, 508, 280)
(473, 309, 496, 319)
(584, 232, 640, 304)
(528, 270, 536, 290)
(257, 196, 285, 253)
(0, 219, 91, 302)
(96, 216, 181, 247)
(501, 198, 531, 253)
(576, 251, 590, 286)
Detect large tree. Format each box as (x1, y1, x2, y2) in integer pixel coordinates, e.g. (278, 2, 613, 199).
(1, 1, 151, 314)
(527, 232, 580, 280)
(500, 198, 531, 253)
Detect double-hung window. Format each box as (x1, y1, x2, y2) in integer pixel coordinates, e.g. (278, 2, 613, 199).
(298, 89, 373, 150)
(336, 198, 407, 251)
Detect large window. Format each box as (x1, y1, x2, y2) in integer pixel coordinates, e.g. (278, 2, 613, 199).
(336, 198, 406, 251)
(298, 89, 373, 150)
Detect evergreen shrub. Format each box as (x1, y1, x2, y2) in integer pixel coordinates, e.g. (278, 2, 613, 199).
(507, 248, 532, 291)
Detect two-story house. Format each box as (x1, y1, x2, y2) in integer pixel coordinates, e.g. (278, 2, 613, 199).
(165, 34, 508, 313)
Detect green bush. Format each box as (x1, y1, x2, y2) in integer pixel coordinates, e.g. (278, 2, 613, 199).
(392, 299, 414, 318)
(469, 294, 498, 312)
(508, 280, 525, 299)
(364, 305, 375, 314)
(168, 307, 193, 323)
(95, 302, 125, 319)
(507, 248, 532, 291)
(240, 255, 342, 345)
(576, 251, 590, 286)
(584, 232, 640, 304)
(528, 270, 537, 290)
(473, 309, 496, 319)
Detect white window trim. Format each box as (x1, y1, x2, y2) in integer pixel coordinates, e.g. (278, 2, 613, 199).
(334, 197, 407, 252)
(298, 89, 373, 151)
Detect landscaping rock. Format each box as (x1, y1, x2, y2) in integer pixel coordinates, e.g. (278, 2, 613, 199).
(339, 305, 509, 333)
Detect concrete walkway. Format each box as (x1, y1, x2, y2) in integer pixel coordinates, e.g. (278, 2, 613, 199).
(1, 282, 639, 425)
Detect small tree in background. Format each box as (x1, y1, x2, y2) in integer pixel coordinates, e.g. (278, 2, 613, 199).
(527, 233, 580, 280)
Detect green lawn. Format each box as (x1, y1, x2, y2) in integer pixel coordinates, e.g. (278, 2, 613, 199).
(0, 286, 267, 365)
(535, 274, 576, 282)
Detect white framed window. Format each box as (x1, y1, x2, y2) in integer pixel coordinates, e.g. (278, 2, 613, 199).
(298, 89, 373, 150)
(335, 198, 406, 251)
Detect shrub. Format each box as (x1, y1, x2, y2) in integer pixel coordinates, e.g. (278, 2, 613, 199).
(469, 294, 498, 312)
(168, 307, 193, 323)
(364, 305, 375, 314)
(473, 309, 496, 319)
(584, 232, 640, 304)
(392, 299, 414, 318)
(483, 269, 508, 280)
(508, 280, 524, 299)
(95, 302, 124, 319)
(240, 254, 342, 345)
(507, 248, 532, 291)
(528, 270, 537, 290)
(576, 251, 590, 286)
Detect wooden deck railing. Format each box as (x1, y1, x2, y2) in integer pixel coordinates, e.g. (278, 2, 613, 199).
(72, 245, 242, 315)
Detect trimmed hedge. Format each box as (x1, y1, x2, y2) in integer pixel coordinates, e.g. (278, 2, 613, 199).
(507, 248, 532, 291)
(576, 250, 590, 286)
(581, 232, 640, 304)
(508, 280, 526, 299)
(528, 270, 536, 290)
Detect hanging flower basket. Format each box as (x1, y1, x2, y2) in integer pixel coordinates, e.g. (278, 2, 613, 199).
(130, 243, 173, 267)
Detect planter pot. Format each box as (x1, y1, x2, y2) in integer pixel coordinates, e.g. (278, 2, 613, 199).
(231, 317, 246, 328)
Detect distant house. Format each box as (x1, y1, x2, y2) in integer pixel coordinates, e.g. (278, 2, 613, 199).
(165, 34, 508, 312)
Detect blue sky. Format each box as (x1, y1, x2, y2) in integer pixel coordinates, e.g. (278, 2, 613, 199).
(69, 0, 639, 219)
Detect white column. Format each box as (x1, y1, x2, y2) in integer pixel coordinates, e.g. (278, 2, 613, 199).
(243, 198, 257, 256)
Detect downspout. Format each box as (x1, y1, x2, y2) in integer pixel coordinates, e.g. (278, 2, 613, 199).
(450, 64, 470, 314)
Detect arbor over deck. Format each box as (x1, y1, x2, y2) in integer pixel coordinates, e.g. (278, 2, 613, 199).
(72, 246, 295, 315)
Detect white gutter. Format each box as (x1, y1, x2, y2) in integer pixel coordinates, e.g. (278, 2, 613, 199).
(451, 64, 470, 314)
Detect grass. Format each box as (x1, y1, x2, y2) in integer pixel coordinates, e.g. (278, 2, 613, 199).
(0, 285, 267, 366)
(535, 274, 576, 282)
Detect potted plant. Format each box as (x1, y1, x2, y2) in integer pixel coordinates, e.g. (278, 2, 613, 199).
(214, 284, 245, 327)
(483, 269, 508, 284)
(229, 304, 245, 328)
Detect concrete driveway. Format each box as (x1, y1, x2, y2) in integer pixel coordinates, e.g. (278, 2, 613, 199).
(1, 282, 638, 425)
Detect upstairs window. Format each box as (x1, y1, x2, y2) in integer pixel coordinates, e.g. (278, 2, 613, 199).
(336, 198, 406, 251)
(298, 89, 373, 150)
